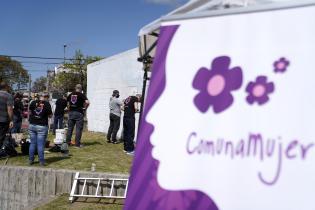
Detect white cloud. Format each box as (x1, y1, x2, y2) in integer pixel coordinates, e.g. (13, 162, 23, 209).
(145, 0, 188, 6)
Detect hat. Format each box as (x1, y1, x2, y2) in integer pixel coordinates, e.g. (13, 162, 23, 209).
(112, 90, 119, 97)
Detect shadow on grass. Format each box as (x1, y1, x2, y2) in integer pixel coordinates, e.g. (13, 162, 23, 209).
(45, 156, 70, 164)
(82, 141, 102, 146)
(74, 197, 124, 206)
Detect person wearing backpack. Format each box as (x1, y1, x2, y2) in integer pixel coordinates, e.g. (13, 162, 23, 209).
(28, 92, 52, 166)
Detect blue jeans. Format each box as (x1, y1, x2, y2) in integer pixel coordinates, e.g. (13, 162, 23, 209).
(12, 115, 22, 133)
(66, 111, 84, 146)
(53, 115, 64, 134)
(29, 124, 48, 164)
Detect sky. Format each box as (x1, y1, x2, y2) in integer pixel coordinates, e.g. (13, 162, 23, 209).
(0, 0, 188, 80)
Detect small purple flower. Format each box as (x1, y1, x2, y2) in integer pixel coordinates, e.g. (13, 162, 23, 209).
(192, 56, 243, 113)
(274, 57, 290, 73)
(246, 76, 274, 105)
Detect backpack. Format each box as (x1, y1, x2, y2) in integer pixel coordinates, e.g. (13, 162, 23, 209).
(20, 139, 30, 155)
(1, 134, 18, 157)
(49, 144, 61, 153)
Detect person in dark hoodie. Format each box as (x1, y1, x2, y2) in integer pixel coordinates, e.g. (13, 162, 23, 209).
(122, 94, 141, 155)
(106, 90, 122, 144)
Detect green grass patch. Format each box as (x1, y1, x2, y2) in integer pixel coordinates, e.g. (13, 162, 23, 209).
(35, 194, 123, 210)
(0, 131, 133, 174)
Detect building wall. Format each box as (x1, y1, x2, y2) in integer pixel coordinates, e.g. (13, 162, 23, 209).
(87, 48, 143, 139)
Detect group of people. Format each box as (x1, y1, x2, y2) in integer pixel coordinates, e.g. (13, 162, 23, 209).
(30, 84, 90, 165)
(107, 90, 141, 155)
(0, 81, 89, 166)
(0, 81, 140, 165)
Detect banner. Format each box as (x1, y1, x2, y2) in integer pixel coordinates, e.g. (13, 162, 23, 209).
(125, 2, 315, 210)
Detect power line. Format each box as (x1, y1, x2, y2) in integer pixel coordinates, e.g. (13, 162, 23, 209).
(26, 69, 51, 72)
(0, 54, 77, 61)
(0, 54, 101, 62)
(20, 61, 61, 65)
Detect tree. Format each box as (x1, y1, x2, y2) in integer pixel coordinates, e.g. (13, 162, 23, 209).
(0, 56, 29, 90)
(52, 50, 102, 93)
(32, 76, 47, 93)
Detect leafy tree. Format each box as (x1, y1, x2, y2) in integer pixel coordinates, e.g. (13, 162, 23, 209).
(52, 50, 102, 93)
(0, 56, 29, 90)
(32, 76, 47, 93)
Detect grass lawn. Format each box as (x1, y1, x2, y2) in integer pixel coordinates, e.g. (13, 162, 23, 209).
(34, 194, 123, 210)
(0, 131, 133, 174)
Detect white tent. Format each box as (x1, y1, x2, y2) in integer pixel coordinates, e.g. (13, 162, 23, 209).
(138, 0, 287, 60)
(86, 48, 143, 138)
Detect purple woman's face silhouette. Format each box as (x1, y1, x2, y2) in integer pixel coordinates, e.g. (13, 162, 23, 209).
(145, 5, 315, 210)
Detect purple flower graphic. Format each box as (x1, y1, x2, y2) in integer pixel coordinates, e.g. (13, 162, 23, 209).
(274, 57, 290, 73)
(192, 56, 243, 113)
(246, 76, 275, 105)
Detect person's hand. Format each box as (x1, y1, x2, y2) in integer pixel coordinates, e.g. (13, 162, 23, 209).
(9, 121, 13, 129)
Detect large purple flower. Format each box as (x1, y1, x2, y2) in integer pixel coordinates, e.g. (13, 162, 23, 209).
(274, 57, 290, 73)
(246, 76, 274, 105)
(192, 56, 243, 113)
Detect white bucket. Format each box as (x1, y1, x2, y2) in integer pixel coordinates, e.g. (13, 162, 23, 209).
(54, 129, 66, 145)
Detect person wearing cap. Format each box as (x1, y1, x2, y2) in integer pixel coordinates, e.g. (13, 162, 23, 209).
(107, 90, 123, 144)
(0, 82, 14, 147)
(28, 92, 52, 166)
(122, 94, 141, 155)
(66, 84, 89, 148)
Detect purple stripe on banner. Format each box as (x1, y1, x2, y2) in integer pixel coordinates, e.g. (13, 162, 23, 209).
(124, 25, 218, 210)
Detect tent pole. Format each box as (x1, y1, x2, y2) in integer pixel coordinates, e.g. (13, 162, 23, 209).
(139, 66, 148, 129)
(137, 35, 157, 131)
(138, 35, 148, 130)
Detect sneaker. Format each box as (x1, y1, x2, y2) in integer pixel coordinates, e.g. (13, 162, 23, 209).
(28, 161, 34, 166)
(112, 141, 119, 144)
(74, 144, 84, 148)
(126, 151, 135, 156)
(39, 162, 46, 167)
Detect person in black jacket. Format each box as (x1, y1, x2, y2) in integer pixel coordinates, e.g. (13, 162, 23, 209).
(53, 94, 67, 135)
(122, 94, 141, 155)
(12, 93, 23, 133)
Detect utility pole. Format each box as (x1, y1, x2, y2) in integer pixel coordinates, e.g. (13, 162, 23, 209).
(63, 44, 69, 93)
(64, 44, 67, 65)
(46, 70, 49, 92)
